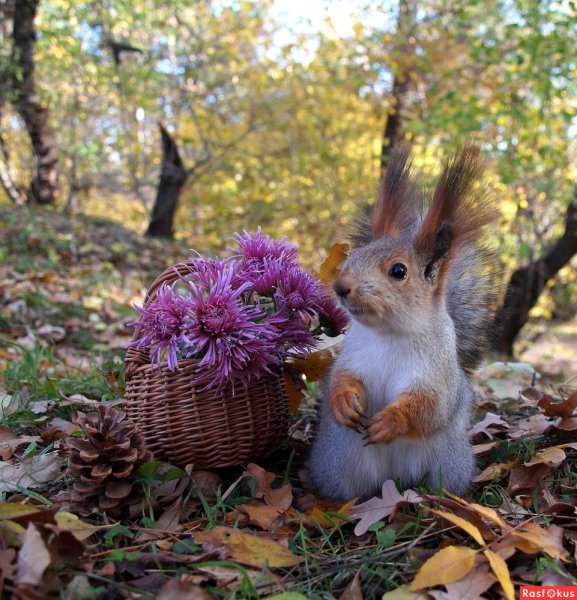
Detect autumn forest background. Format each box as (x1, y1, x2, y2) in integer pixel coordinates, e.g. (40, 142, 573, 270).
(0, 0, 577, 598)
(1, 0, 577, 358)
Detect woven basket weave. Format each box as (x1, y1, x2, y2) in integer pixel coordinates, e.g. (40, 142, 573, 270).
(124, 261, 290, 469)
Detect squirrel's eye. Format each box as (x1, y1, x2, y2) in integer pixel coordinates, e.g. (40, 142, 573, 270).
(388, 262, 408, 280)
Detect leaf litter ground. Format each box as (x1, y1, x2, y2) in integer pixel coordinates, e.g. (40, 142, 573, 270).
(0, 206, 576, 599)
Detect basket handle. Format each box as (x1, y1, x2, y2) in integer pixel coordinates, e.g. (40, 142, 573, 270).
(124, 261, 197, 381)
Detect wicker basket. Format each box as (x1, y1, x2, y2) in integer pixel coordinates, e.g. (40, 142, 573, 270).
(123, 261, 290, 469)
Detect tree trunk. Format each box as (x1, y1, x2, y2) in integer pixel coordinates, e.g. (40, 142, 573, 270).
(380, 0, 417, 174)
(11, 0, 58, 205)
(492, 200, 577, 355)
(146, 124, 189, 238)
(0, 133, 27, 205)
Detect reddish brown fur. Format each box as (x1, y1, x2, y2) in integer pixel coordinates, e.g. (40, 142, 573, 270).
(414, 145, 495, 285)
(371, 145, 423, 239)
(328, 369, 367, 428)
(366, 390, 440, 443)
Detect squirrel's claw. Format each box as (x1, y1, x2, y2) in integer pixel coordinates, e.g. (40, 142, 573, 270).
(328, 375, 367, 430)
(364, 405, 408, 444)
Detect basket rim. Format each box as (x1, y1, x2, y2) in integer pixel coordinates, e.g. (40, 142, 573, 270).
(124, 355, 286, 390)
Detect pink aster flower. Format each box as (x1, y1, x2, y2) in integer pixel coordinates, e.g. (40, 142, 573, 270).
(128, 283, 193, 371)
(230, 227, 299, 265)
(241, 256, 286, 296)
(181, 257, 247, 291)
(273, 267, 324, 321)
(268, 311, 317, 355)
(181, 264, 280, 390)
(316, 293, 349, 337)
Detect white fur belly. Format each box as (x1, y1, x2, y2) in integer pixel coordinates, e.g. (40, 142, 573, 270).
(337, 322, 425, 413)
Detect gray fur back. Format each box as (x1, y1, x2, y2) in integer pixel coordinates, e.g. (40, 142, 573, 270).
(447, 244, 498, 372)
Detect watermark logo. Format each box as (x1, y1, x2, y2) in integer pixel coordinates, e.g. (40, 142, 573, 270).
(520, 587, 576, 599)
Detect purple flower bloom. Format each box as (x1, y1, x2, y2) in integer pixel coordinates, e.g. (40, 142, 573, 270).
(128, 283, 193, 371)
(128, 230, 346, 390)
(268, 311, 317, 355)
(274, 267, 324, 321)
(316, 293, 349, 336)
(241, 256, 285, 296)
(182, 264, 280, 390)
(181, 257, 247, 291)
(231, 227, 299, 265)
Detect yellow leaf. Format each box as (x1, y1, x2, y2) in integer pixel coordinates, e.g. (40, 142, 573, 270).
(484, 549, 514, 600)
(469, 504, 506, 528)
(472, 463, 511, 483)
(512, 523, 569, 561)
(443, 493, 506, 528)
(304, 497, 357, 528)
(0, 503, 40, 520)
(524, 446, 566, 467)
(54, 512, 99, 541)
(318, 243, 349, 285)
(0, 519, 26, 546)
(408, 546, 477, 591)
(381, 586, 420, 599)
(195, 526, 302, 568)
(430, 509, 485, 546)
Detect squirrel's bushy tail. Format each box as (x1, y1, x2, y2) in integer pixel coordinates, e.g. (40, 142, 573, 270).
(356, 145, 499, 372)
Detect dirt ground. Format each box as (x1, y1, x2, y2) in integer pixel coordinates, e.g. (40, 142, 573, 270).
(517, 316, 577, 385)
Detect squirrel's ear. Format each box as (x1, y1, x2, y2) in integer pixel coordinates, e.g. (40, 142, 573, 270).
(420, 222, 453, 283)
(414, 145, 492, 285)
(371, 145, 423, 239)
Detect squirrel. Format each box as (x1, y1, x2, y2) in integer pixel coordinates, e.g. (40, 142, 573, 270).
(309, 145, 499, 500)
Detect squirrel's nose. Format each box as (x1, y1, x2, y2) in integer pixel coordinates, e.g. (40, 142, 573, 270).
(334, 279, 351, 299)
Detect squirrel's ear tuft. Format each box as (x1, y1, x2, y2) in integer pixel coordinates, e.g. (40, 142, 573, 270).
(415, 144, 494, 284)
(371, 145, 423, 239)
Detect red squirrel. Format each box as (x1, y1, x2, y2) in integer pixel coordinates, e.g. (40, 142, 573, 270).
(309, 145, 499, 499)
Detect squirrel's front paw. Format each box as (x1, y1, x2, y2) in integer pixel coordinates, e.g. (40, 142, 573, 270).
(364, 405, 409, 444)
(328, 372, 366, 430)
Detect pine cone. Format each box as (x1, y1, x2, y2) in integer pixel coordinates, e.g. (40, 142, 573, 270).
(65, 405, 152, 517)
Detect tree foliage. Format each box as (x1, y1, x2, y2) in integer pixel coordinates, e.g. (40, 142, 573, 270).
(0, 0, 576, 348)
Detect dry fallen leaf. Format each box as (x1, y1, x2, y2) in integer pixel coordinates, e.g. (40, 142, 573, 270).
(0, 452, 61, 493)
(243, 464, 293, 510)
(156, 577, 215, 600)
(507, 463, 552, 496)
(194, 526, 302, 568)
(283, 371, 306, 414)
(15, 523, 51, 586)
(290, 349, 334, 383)
(429, 509, 485, 546)
(303, 497, 357, 528)
(408, 545, 477, 591)
(350, 480, 422, 536)
(52, 511, 100, 541)
(0, 429, 41, 461)
(318, 243, 349, 285)
(524, 446, 567, 468)
(469, 412, 509, 439)
(512, 522, 569, 561)
(443, 494, 506, 528)
(483, 549, 514, 600)
(237, 502, 287, 531)
(509, 413, 553, 438)
(440, 563, 496, 600)
(538, 390, 577, 418)
(472, 462, 512, 483)
(0, 548, 16, 597)
(555, 416, 577, 432)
